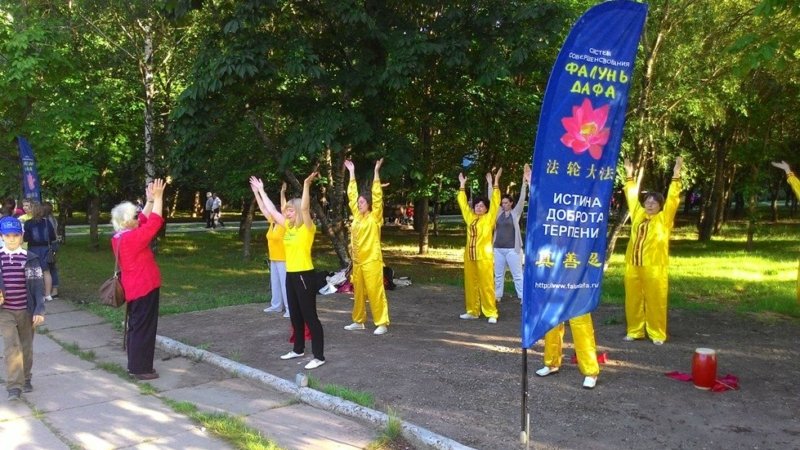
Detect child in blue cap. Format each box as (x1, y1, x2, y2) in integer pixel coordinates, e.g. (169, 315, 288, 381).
(0, 216, 46, 401)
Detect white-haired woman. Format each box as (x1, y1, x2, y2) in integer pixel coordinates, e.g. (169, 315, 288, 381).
(250, 172, 326, 370)
(110, 179, 166, 381)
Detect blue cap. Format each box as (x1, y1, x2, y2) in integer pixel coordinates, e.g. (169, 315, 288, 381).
(0, 216, 23, 235)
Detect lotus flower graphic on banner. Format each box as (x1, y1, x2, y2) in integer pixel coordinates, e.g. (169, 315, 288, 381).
(560, 98, 610, 160)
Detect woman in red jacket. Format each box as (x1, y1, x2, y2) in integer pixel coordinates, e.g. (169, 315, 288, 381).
(110, 179, 166, 381)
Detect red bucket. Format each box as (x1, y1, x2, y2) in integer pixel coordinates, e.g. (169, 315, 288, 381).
(692, 348, 717, 390)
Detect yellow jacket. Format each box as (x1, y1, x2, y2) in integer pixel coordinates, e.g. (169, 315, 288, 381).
(457, 188, 500, 261)
(625, 178, 681, 267)
(348, 180, 384, 266)
(788, 173, 800, 200)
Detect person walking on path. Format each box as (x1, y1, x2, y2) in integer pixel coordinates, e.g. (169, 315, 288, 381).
(771, 160, 800, 301)
(343, 158, 390, 335)
(111, 179, 167, 380)
(204, 192, 214, 228)
(252, 182, 290, 317)
(457, 169, 501, 323)
(623, 157, 683, 345)
(0, 216, 46, 401)
(250, 172, 326, 370)
(212, 193, 225, 228)
(493, 164, 530, 304)
(23, 203, 56, 302)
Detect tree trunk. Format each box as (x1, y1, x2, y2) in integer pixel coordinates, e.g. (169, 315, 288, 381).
(57, 198, 69, 244)
(169, 187, 179, 218)
(241, 198, 255, 259)
(417, 199, 430, 254)
(193, 191, 202, 219)
(416, 124, 433, 254)
(698, 143, 726, 241)
(140, 18, 156, 183)
(88, 196, 100, 251)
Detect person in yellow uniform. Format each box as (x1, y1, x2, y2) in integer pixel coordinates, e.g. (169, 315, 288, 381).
(343, 158, 391, 335)
(250, 172, 326, 370)
(623, 157, 683, 345)
(535, 314, 600, 389)
(771, 160, 800, 301)
(457, 169, 501, 323)
(252, 182, 290, 317)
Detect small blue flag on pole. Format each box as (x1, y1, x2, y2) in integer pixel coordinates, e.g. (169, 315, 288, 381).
(522, 1, 648, 348)
(18, 137, 43, 203)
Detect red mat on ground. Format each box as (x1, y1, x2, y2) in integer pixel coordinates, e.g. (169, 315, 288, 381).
(665, 371, 740, 392)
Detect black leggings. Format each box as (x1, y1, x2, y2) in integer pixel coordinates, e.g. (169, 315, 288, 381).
(286, 270, 324, 360)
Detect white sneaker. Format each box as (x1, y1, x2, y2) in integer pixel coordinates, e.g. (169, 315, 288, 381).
(535, 366, 559, 377)
(282, 312, 290, 318)
(653, 340, 664, 346)
(373, 325, 388, 335)
(44, 296, 53, 302)
(487, 317, 497, 324)
(583, 376, 597, 389)
(623, 335, 636, 342)
(263, 305, 282, 313)
(459, 313, 479, 320)
(280, 351, 304, 360)
(344, 322, 366, 331)
(304, 358, 326, 370)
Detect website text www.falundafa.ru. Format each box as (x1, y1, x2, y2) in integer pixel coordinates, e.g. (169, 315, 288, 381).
(534, 282, 599, 289)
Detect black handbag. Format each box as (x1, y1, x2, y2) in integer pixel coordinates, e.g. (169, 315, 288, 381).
(45, 242, 56, 264)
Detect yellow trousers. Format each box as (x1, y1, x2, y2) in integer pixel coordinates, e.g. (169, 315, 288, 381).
(796, 260, 799, 303)
(542, 314, 599, 377)
(624, 264, 668, 342)
(464, 259, 498, 318)
(351, 260, 390, 326)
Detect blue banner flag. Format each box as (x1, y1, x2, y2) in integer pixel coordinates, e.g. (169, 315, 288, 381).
(18, 136, 42, 202)
(521, 1, 648, 348)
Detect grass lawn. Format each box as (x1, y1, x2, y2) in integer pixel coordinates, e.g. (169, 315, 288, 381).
(56, 217, 800, 324)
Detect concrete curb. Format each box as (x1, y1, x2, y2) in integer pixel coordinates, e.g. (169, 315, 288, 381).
(157, 335, 474, 450)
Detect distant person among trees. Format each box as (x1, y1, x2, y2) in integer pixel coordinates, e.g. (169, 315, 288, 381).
(204, 192, 214, 228)
(23, 203, 56, 302)
(110, 179, 167, 381)
(457, 168, 501, 324)
(343, 158, 390, 336)
(211, 193, 225, 228)
(250, 172, 326, 370)
(623, 157, 683, 345)
(252, 182, 290, 317)
(493, 164, 530, 304)
(770, 160, 800, 301)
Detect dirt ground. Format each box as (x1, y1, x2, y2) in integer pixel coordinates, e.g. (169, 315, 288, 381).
(158, 284, 800, 450)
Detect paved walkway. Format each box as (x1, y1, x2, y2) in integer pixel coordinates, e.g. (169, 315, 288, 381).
(0, 300, 409, 450)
